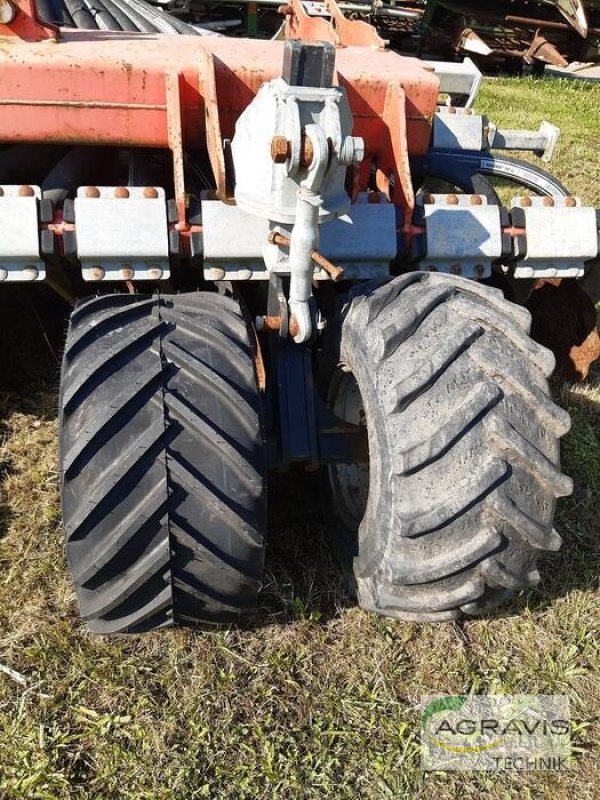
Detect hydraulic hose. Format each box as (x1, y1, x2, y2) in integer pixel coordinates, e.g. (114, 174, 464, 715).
(82, 0, 122, 30)
(63, 0, 98, 28)
(104, 0, 160, 32)
(95, 0, 139, 31)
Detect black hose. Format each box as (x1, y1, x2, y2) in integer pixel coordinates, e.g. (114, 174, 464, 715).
(63, 0, 98, 28)
(125, 0, 200, 34)
(106, 0, 160, 32)
(41, 147, 115, 204)
(0, 145, 70, 185)
(124, 0, 179, 33)
(95, 0, 139, 31)
(36, 0, 61, 24)
(82, 0, 122, 30)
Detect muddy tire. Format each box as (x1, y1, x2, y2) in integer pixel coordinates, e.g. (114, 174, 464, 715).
(60, 292, 266, 633)
(324, 273, 573, 621)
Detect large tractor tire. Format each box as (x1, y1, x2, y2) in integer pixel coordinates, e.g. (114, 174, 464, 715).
(324, 273, 573, 621)
(59, 292, 266, 633)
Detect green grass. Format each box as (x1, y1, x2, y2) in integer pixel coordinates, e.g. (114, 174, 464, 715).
(0, 78, 599, 799)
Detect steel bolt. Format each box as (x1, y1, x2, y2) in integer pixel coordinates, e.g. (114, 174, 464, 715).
(147, 267, 163, 280)
(565, 196, 577, 208)
(114, 187, 130, 199)
(423, 194, 435, 205)
(446, 194, 459, 205)
(543, 196, 555, 207)
(520, 197, 533, 208)
(121, 267, 135, 279)
(84, 186, 100, 198)
(448, 106, 457, 114)
(89, 266, 105, 280)
(210, 268, 226, 280)
(470, 195, 483, 206)
(143, 187, 159, 199)
(271, 136, 291, 164)
(18, 185, 35, 197)
(277, 3, 292, 13)
(22, 266, 39, 281)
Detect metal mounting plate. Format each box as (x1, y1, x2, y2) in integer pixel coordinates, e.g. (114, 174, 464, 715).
(75, 187, 170, 282)
(419, 194, 501, 278)
(0, 186, 44, 283)
(511, 196, 598, 279)
(202, 196, 395, 281)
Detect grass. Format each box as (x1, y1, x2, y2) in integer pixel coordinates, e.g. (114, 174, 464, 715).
(0, 78, 599, 799)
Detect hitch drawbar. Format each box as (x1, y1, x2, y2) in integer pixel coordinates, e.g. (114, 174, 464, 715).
(0, 183, 599, 285)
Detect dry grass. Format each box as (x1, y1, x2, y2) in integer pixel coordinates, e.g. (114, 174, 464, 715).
(0, 78, 599, 799)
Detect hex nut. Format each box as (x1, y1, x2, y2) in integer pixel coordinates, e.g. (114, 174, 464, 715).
(271, 136, 290, 164)
(22, 266, 39, 281)
(89, 266, 105, 281)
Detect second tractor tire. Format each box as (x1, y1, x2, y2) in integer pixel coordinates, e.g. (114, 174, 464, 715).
(324, 272, 573, 621)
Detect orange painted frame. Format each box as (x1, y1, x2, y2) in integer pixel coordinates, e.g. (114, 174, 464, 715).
(0, 0, 440, 220)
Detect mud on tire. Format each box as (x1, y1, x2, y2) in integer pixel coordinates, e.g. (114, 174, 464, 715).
(325, 272, 573, 621)
(60, 292, 266, 633)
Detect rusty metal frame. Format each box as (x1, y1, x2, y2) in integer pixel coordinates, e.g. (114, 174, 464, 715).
(284, 0, 386, 47)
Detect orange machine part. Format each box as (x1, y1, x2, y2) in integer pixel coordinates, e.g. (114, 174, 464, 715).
(0, 1, 440, 214)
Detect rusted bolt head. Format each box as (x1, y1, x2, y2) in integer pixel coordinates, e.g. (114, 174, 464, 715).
(89, 266, 105, 280)
(271, 136, 291, 164)
(446, 194, 459, 206)
(22, 266, 39, 281)
(470, 195, 483, 206)
(147, 267, 163, 280)
(114, 187, 130, 199)
(448, 106, 457, 114)
(277, 3, 292, 14)
(84, 186, 101, 198)
(143, 187, 159, 199)
(18, 185, 35, 197)
(520, 196, 533, 208)
(423, 194, 435, 205)
(543, 196, 555, 207)
(300, 134, 314, 168)
(565, 196, 577, 208)
(120, 267, 135, 279)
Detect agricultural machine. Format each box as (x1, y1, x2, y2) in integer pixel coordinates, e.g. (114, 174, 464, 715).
(1, 0, 598, 633)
